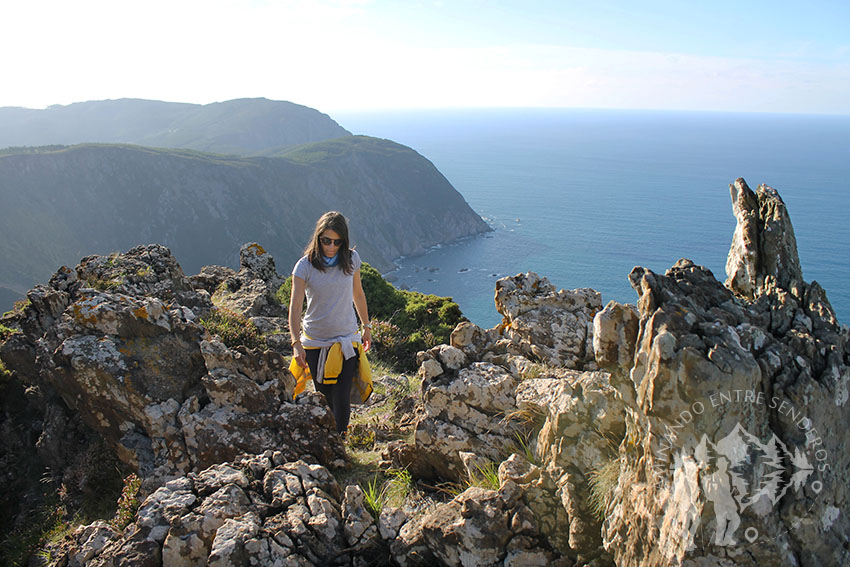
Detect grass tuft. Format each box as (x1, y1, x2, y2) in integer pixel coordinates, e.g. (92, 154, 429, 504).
(512, 431, 540, 465)
(467, 461, 501, 491)
(587, 457, 620, 521)
(360, 468, 414, 519)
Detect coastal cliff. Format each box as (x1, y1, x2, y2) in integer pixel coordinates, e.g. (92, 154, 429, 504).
(1, 178, 847, 566)
(0, 136, 489, 307)
(0, 98, 490, 310)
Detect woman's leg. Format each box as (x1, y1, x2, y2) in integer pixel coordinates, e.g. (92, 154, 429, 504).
(327, 355, 356, 433)
(308, 349, 356, 433)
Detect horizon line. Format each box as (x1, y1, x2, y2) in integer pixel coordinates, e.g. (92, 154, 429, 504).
(2, 98, 849, 119)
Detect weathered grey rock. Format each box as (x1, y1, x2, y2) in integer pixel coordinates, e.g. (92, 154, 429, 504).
(0, 245, 344, 485)
(162, 516, 209, 567)
(437, 344, 467, 370)
(725, 178, 804, 300)
(208, 242, 286, 319)
(207, 512, 261, 567)
(419, 483, 556, 567)
(342, 485, 378, 548)
(417, 357, 443, 380)
(593, 301, 639, 375)
(604, 244, 849, 566)
(378, 507, 408, 540)
(515, 372, 625, 561)
(412, 362, 520, 480)
(62, 456, 379, 566)
(212, 279, 276, 317)
(240, 242, 280, 284)
(495, 272, 602, 369)
(389, 509, 438, 567)
(188, 265, 237, 296)
(180, 390, 345, 475)
(69, 521, 119, 567)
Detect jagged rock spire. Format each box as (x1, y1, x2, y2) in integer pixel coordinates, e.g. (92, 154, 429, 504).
(725, 178, 804, 300)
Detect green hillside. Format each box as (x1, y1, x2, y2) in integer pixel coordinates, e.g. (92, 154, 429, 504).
(0, 137, 489, 308)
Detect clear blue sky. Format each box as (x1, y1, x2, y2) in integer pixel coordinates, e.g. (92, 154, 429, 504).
(3, 0, 849, 114)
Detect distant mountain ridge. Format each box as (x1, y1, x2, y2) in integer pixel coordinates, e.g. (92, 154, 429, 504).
(0, 98, 351, 155)
(0, 98, 490, 309)
(0, 137, 490, 305)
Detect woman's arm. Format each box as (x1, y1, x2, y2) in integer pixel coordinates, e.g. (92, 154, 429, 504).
(289, 275, 308, 367)
(352, 269, 372, 351)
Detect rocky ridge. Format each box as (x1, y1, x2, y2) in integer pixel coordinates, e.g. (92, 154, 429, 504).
(1, 178, 848, 566)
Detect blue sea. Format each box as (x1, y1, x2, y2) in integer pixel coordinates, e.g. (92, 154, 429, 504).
(334, 109, 850, 329)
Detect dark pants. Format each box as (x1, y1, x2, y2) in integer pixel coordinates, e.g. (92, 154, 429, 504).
(305, 348, 357, 433)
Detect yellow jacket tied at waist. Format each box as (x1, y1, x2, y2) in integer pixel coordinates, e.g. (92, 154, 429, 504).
(290, 341, 373, 404)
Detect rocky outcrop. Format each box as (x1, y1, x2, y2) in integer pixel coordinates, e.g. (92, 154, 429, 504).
(495, 272, 602, 369)
(387, 179, 848, 566)
(599, 179, 848, 566)
(0, 244, 344, 488)
(726, 177, 805, 300)
(205, 242, 291, 350)
(54, 456, 369, 567)
(399, 271, 603, 481)
(410, 360, 521, 480)
(379, 272, 621, 565)
(417, 482, 562, 567)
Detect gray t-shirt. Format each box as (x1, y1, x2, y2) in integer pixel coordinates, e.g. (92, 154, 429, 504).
(292, 249, 361, 341)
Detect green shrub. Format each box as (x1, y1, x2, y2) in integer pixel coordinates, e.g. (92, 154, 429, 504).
(274, 276, 293, 306)
(360, 263, 465, 372)
(360, 263, 405, 318)
(200, 308, 267, 350)
(274, 276, 307, 312)
(112, 474, 142, 531)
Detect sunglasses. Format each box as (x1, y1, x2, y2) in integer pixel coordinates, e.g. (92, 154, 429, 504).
(320, 237, 343, 246)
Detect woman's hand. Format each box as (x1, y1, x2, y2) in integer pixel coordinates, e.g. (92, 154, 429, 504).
(293, 343, 308, 368)
(352, 269, 372, 353)
(362, 327, 372, 352)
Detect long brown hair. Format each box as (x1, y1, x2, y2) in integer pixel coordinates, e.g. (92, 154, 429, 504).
(304, 211, 354, 274)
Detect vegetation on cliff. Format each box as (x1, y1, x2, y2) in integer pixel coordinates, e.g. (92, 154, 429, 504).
(0, 97, 490, 313)
(0, 137, 488, 312)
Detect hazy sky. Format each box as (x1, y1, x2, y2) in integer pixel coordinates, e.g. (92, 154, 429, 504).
(3, 0, 849, 114)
